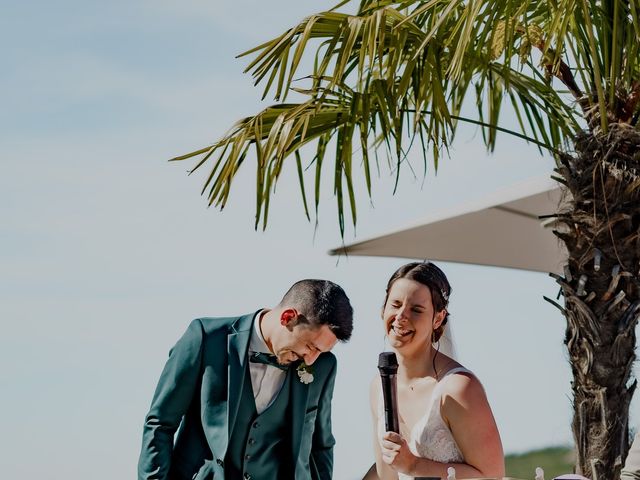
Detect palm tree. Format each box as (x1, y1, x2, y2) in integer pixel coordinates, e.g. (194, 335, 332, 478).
(174, 1, 640, 477)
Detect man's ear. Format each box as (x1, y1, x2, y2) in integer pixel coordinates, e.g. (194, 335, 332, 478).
(280, 308, 298, 330)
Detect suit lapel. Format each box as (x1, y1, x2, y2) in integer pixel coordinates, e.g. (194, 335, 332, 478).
(225, 312, 255, 457)
(290, 364, 310, 463)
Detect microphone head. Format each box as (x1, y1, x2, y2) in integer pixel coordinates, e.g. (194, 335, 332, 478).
(378, 351, 398, 374)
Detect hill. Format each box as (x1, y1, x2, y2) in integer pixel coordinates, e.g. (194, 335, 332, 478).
(506, 446, 574, 478)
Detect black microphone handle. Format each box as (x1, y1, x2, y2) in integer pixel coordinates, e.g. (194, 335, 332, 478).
(379, 373, 400, 433)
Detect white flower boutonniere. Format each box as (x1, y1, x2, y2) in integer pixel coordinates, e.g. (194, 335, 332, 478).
(296, 362, 314, 384)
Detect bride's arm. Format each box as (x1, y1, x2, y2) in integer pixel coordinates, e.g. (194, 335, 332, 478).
(441, 373, 505, 477)
(369, 377, 398, 480)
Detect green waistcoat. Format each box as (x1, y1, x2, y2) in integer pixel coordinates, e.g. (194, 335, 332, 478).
(225, 362, 293, 480)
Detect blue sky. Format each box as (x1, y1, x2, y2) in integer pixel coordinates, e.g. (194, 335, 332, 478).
(2, 1, 630, 478)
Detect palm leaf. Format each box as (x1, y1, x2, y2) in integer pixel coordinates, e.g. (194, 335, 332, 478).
(175, 0, 639, 231)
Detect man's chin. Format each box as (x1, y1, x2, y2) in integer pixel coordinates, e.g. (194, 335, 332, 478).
(276, 353, 298, 365)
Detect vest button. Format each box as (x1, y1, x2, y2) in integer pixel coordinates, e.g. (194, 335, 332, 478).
(252, 421, 259, 428)
(244, 474, 252, 479)
(244, 454, 251, 460)
(248, 438, 256, 445)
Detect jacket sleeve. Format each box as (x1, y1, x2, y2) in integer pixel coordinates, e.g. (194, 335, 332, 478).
(622, 433, 640, 480)
(310, 356, 337, 480)
(138, 319, 205, 480)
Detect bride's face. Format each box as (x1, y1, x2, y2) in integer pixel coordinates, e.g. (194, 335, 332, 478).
(383, 278, 444, 351)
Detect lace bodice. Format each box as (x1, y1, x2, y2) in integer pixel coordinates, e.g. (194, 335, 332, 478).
(378, 367, 471, 480)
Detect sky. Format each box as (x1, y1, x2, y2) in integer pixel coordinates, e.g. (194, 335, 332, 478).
(2, 1, 635, 479)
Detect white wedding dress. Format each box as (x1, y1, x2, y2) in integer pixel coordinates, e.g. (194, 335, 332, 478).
(405, 367, 468, 461)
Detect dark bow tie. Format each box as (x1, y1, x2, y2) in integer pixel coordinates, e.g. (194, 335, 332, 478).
(249, 351, 289, 371)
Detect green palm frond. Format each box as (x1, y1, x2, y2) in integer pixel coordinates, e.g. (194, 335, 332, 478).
(175, 0, 640, 232)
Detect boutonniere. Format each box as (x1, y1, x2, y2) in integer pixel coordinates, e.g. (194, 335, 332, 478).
(296, 362, 314, 384)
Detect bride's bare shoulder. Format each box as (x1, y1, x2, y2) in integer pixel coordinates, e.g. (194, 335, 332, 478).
(435, 352, 464, 372)
(441, 369, 487, 408)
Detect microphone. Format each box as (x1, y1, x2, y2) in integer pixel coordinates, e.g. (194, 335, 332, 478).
(378, 352, 399, 433)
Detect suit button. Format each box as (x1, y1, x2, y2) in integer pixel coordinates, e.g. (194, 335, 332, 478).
(252, 421, 259, 428)
(244, 474, 252, 479)
(248, 438, 256, 445)
(216, 459, 224, 467)
(245, 454, 251, 460)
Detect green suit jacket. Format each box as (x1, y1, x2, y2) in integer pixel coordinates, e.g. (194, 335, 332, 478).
(138, 312, 337, 480)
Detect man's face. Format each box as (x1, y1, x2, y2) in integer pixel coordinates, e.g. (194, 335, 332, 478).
(273, 313, 338, 366)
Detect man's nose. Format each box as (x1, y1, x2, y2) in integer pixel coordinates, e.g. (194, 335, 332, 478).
(304, 350, 321, 365)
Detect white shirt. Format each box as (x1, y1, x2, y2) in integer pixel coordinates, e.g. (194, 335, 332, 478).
(248, 310, 287, 414)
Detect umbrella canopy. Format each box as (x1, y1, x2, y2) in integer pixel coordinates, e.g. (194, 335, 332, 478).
(329, 176, 568, 274)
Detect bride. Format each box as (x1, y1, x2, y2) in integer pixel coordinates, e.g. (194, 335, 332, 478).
(368, 262, 505, 479)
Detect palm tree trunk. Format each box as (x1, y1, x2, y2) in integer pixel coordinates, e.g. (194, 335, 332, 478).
(565, 289, 636, 479)
(552, 125, 640, 479)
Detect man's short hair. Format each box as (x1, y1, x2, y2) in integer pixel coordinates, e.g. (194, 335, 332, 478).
(279, 279, 353, 341)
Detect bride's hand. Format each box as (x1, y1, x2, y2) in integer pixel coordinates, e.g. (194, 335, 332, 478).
(380, 431, 417, 475)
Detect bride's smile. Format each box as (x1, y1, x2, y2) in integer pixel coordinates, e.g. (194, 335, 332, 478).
(390, 325, 414, 337)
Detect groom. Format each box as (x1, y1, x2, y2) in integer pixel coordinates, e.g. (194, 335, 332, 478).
(138, 279, 353, 480)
